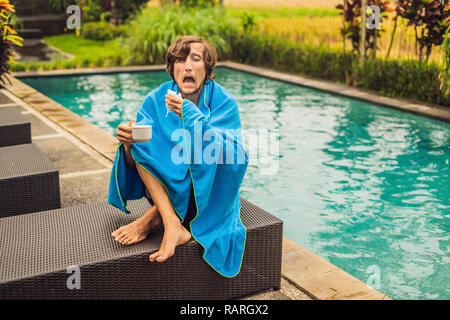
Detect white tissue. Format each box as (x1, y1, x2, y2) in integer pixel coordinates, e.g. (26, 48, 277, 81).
(166, 89, 183, 117)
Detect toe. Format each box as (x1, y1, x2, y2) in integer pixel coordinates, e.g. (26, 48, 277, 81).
(149, 252, 159, 262)
(116, 233, 127, 244)
(156, 255, 166, 262)
(156, 250, 174, 263)
(112, 227, 124, 239)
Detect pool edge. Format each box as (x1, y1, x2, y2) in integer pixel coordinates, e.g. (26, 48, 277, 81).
(3, 70, 391, 300)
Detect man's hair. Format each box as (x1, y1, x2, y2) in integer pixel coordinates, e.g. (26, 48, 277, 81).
(166, 35, 217, 84)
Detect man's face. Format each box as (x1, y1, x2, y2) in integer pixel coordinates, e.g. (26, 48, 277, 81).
(173, 42, 206, 96)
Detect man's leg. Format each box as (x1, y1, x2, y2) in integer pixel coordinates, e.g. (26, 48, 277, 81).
(135, 163, 191, 263)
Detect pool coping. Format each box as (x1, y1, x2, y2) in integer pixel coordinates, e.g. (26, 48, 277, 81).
(4, 64, 394, 300)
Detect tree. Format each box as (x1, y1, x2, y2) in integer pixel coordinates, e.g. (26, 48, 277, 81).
(110, 0, 121, 26)
(396, 0, 449, 62)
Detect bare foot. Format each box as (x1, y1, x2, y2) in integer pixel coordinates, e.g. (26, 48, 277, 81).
(149, 221, 191, 263)
(112, 206, 161, 245)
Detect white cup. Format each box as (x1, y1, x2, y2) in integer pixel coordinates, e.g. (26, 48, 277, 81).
(132, 125, 152, 143)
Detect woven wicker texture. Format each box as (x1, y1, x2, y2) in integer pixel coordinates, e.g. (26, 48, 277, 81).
(0, 106, 31, 147)
(0, 143, 60, 217)
(0, 198, 282, 299)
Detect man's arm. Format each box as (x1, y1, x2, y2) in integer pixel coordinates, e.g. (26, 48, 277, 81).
(116, 120, 136, 168)
(123, 144, 135, 168)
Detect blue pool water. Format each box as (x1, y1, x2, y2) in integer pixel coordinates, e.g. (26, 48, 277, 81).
(21, 67, 450, 300)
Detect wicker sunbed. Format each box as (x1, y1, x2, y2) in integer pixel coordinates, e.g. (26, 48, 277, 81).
(0, 198, 282, 299)
(0, 143, 60, 217)
(0, 106, 31, 147)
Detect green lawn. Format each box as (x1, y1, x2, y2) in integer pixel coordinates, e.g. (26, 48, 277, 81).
(45, 33, 123, 60)
(10, 33, 125, 72)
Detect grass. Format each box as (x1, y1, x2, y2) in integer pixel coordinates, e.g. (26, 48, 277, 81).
(10, 33, 125, 71)
(44, 33, 124, 63)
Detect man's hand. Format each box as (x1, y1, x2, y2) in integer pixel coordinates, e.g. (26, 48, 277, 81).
(165, 94, 184, 119)
(116, 119, 136, 149)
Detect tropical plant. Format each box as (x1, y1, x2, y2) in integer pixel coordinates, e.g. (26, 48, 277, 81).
(0, 0, 23, 85)
(442, 25, 449, 96)
(396, 0, 449, 62)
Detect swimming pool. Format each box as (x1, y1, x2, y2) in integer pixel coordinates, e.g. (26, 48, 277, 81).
(21, 67, 450, 300)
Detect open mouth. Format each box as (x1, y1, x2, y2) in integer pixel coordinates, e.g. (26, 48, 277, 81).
(183, 76, 195, 86)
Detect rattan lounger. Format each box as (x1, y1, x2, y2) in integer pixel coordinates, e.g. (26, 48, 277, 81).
(0, 106, 31, 147)
(0, 143, 60, 217)
(0, 198, 282, 299)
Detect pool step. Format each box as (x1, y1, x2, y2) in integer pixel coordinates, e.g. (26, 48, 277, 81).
(18, 14, 67, 37)
(12, 0, 56, 16)
(17, 28, 43, 39)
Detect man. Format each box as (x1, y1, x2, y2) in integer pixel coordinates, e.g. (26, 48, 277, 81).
(108, 35, 248, 277)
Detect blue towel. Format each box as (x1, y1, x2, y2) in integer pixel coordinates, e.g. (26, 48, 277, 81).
(108, 79, 249, 277)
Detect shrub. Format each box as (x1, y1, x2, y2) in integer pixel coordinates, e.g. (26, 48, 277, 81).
(177, 0, 219, 8)
(81, 21, 129, 40)
(356, 59, 447, 105)
(229, 32, 448, 106)
(121, 6, 240, 65)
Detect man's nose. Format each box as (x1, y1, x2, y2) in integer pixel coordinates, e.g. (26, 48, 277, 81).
(185, 58, 193, 70)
